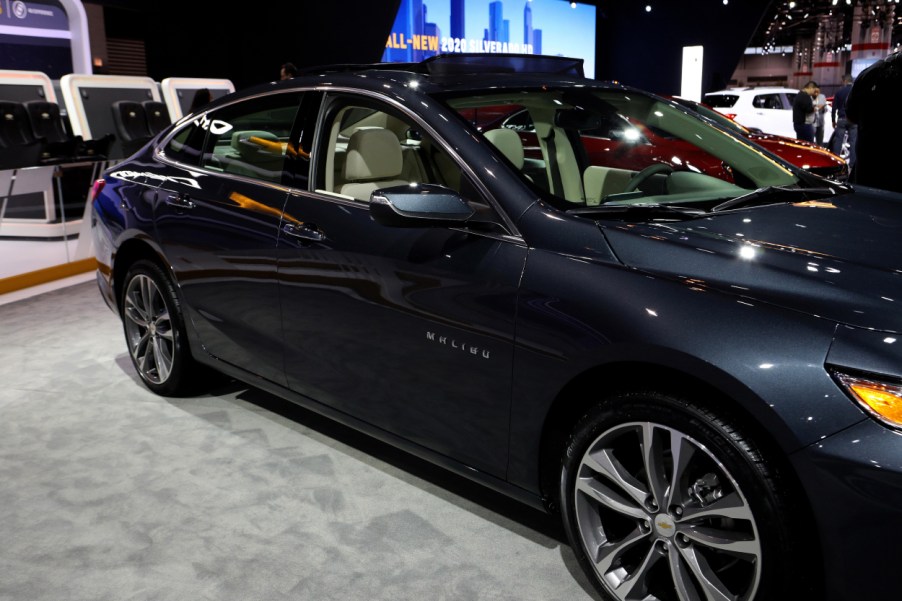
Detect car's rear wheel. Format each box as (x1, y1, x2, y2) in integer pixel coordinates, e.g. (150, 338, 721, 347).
(560, 391, 800, 601)
(121, 260, 197, 396)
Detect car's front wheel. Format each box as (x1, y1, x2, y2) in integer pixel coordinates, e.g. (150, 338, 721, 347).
(121, 260, 197, 396)
(560, 391, 802, 601)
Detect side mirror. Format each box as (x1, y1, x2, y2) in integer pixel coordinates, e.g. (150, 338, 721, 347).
(370, 183, 475, 228)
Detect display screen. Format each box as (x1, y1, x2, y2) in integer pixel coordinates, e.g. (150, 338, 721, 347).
(381, 0, 596, 78)
(0, 0, 73, 78)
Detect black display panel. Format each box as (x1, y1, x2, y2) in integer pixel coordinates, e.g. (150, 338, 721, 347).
(0, 36, 73, 79)
(0, 82, 49, 103)
(77, 87, 156, 159)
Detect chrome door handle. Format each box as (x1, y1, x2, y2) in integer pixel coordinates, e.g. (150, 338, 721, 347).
(165, 193, 195, 210)
(282, 222, 325, 242)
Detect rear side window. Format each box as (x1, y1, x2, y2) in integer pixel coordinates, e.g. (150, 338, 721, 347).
(704, 94, 738, 108)
(161, 121, 207, 166)
(198, 92, 304, 185)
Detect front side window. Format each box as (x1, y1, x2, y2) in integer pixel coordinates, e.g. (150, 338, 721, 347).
(315, 96, 476, 203)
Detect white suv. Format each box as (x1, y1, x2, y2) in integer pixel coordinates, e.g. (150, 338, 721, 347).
(704, 86, 834, 143)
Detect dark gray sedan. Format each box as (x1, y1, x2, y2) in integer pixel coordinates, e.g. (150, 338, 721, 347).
(92, 54, 902, 601)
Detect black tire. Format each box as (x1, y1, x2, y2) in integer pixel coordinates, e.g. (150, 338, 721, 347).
(559, 391, 802, 601)
(120, 260, 200, 396)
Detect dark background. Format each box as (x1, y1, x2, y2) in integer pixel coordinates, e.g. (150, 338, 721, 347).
(98, 0, 772, 94)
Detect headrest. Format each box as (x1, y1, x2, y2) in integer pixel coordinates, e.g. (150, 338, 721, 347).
(25, 100, 58, 121)
(231, 130, 280, 160)
(112, 100, 143, 120)
(483, 128, 524, 169)
(343, 128, 403, 181)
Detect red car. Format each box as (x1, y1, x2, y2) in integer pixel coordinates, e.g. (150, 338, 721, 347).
(460, 104, 733, 181)
(670, 96, 848, 180)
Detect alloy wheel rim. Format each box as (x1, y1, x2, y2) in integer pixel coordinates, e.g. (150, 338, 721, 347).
(123, 274, 174, 385)
(574, 421, 761, 601)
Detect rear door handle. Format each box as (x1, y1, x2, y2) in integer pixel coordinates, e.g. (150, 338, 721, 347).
(282, 222, 325, 242)
(165, 193, 196, 210)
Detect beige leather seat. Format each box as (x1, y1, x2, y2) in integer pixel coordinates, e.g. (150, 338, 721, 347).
(483, 128, 525, 170)
(583, 165, 634, 205)
(339, 128, 408, 201)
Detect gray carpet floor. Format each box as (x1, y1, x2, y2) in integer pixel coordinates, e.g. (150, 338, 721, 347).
(0, 281, 599, 601)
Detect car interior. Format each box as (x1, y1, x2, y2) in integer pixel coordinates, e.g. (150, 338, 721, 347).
(445, 90, 796, 208)
(164, 89, 798, 211)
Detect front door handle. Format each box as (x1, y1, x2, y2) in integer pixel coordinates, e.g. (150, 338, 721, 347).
(282, 222, 325, 242)
(165, 193, 196, 210)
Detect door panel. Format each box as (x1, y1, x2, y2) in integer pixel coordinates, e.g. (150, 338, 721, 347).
(153, 171, 288, 384)
(278, 192, 525, 476)
(151, 92, 307, 384)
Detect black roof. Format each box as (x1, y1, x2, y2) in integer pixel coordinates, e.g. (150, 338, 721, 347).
(299, 53, 586, 78)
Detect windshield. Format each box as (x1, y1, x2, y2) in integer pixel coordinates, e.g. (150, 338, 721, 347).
(442, 87, 801, 210)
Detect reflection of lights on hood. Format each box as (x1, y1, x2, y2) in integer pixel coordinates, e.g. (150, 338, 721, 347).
(759, 363, 774, 369)
(671, 156, 683, 165)
(885, 337, 897, 344)
(646, 308, 658, 317)
(792, 201, 837, 209)
(623, 128, 641, 141)
(739, 245, 757, 260)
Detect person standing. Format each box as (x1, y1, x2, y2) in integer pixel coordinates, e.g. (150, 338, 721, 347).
(189, 88, 213, 113)
(792, 80, 817, 142)
(813, 87, 828, 147)
(846, 51, 902, 192)
(831, 74, 856, 167)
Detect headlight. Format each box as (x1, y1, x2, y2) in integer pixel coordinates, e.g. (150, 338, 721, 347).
(834, 371, 902, 428)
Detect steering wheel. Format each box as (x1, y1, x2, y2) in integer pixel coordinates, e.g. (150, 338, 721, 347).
(623, 163, 674, 193)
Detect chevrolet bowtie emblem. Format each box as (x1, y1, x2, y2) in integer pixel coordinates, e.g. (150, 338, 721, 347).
(657, 521, 673, 530)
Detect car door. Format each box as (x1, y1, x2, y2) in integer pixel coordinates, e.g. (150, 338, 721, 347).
(151, 91, 307, 385)
(277, 93, 527, 476)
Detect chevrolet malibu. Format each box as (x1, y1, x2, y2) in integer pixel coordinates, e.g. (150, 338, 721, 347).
(92, 54, 902, 601)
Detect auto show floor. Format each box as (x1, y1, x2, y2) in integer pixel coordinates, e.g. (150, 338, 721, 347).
(0, 281, 599, 601)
